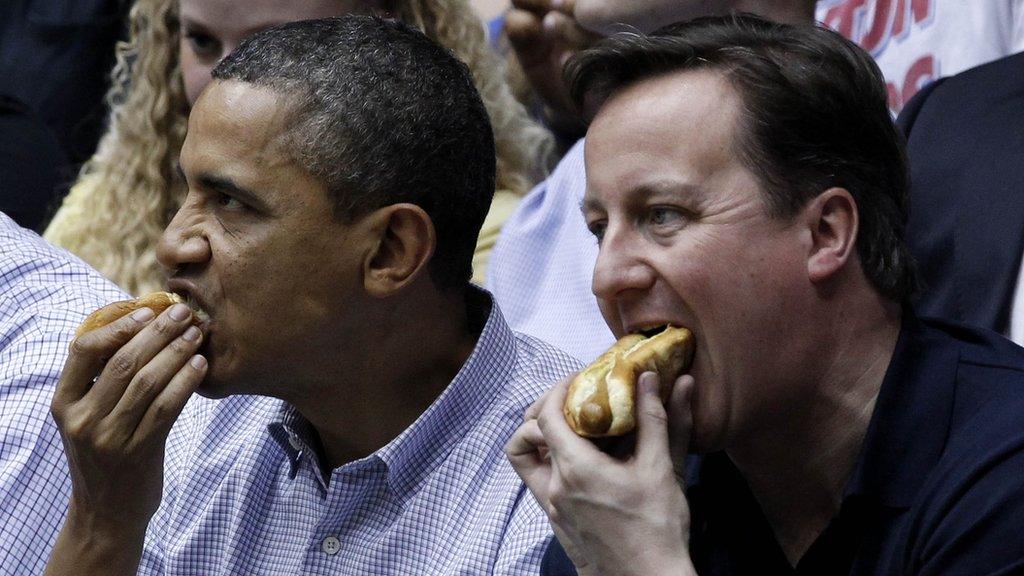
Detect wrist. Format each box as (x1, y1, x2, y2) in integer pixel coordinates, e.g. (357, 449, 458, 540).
(46, 505, 148, 576)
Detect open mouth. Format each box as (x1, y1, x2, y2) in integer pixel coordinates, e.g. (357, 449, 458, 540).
(185, 294, 212, 325)
(635, 325, 670, 338)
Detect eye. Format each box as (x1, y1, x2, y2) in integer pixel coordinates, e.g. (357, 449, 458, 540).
(184, 29, 221, 60)
(216, 192, 245, 211)
(647, 207, 685, 228)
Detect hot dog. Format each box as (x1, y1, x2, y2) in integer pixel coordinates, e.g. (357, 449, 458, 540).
(75, 292, 190, 337)
(564, 326, 695, 437)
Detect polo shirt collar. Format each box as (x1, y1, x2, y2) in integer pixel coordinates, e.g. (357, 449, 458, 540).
(842, 309, 959, 508)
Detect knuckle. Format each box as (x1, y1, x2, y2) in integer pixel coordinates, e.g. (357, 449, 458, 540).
(61, 411, 94, 441)
(148, 317, 176, 337)
(107, 352, 139, 381)
(131, 370, 163, 401)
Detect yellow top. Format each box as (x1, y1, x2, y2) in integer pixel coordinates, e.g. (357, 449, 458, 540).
(472, 189, 520, 286)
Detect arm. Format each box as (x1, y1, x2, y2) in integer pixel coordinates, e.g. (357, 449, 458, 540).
(44, 303, 205, 576)
(506, 372, 697, 576)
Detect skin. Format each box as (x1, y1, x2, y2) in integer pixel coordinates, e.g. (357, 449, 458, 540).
(47, 80, 480, 575)
(178, 0, 378, 105)
(503, 0, 816, 137)
(507, 68, 901, 571)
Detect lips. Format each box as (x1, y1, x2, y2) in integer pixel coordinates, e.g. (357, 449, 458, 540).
(166, 279, 212, 329)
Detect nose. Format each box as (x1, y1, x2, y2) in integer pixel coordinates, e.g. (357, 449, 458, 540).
(156, 197, 212, 274)
(591, 226, 656, 303)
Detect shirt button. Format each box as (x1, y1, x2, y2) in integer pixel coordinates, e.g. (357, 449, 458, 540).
(288, 433, 302, 451)
(322, 535, 341, 555)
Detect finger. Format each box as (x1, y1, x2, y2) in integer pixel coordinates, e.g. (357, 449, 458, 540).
(506, 419, 553, 499)
(542, 10, 596, 49)
(132, 354, 206, 444)
(505, 9, 548, 67)
(665, 375, 695, 479)
(54, 307, 156, 408)
(85, 303, 194, 418)
(635, 371, 672, 467)
(108, 325, 204, 433)
(536, 377, 607, 466)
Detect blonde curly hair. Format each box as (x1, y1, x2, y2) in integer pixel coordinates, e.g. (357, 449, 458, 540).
(45, 0, 553, 295)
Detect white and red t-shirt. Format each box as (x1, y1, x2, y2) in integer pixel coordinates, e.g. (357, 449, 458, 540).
(817, 0, 1024, 112)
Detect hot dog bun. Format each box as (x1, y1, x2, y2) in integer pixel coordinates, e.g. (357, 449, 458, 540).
(564, 326, 694, 437)
(75, 292, 187, 337)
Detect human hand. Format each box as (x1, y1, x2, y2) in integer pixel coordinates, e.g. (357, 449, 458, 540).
(504, 0, 600, 137)
(50, 302, 205, 537)
(506, 371, 697, 576)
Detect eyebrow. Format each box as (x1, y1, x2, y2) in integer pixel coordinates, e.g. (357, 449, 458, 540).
(580, 181, 704, 215)
(176, 161, 268, 211)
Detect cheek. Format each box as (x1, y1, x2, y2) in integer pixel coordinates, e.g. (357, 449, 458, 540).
(178, 44, 212, 106)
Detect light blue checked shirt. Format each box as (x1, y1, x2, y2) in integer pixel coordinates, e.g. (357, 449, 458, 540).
(0, 212, 128, 574)
(487, 140, 615, 364)
(139, 291, 580, 575)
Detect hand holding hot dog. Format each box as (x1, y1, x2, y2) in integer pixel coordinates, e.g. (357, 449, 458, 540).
(506, 371, 698, 576)
(45, 295, 206, 576)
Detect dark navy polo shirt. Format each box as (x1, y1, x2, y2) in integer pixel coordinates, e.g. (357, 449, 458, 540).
(542, 313, 1024, 575)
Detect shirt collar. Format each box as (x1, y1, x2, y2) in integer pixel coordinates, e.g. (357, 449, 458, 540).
(687, 310, 959, 511)
(267, 288, 519, 496)
(375, 287, 518, 499)
(842, 309, 959, 508)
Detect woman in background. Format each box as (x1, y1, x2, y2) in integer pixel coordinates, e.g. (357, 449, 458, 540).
(45, 0, 552, 293)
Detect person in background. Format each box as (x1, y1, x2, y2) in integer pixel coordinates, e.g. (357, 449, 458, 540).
(44, 0, 552, 294)
(0, 0, 129, 165)
(509, 15, 1024, 575)
(43, 16, 579, 576)
(817, 0, 1024, 113)
(488, 0, 817, 363)
(0, 95, 70, 231)
(898, 51, 1024, 340)
(0, 212, 126, 573)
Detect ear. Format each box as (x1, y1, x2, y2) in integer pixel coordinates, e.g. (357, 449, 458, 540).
(362, 203, 436, 298)
(804, 188, 859, 284)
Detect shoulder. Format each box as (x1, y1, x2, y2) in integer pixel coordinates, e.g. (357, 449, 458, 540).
(509, 332, 583, 400)
(903, 320, 1024, 573)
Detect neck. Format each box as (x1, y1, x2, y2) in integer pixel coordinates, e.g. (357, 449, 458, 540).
(728, 294, 900, 565)
(733, 0, 817, 25)
(287, 284, 484, 471)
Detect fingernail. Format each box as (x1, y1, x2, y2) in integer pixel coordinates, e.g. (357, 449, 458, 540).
(190, 355, 207, 370)
(131, 307, 155, 322)
(639, 371, 658, 393)
(182, 326, 201, 341)
(169, 303, 191, 321)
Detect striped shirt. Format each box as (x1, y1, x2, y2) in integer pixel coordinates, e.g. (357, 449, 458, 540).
(487, 140, 615, 364)
(0, 212, 127, 574)
(139, 292, 580, 575)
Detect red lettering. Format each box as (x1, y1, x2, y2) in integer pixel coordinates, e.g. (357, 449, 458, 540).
(822, 0, 867, 40)
(911, 0, 934, 24)
(860, 0, 895, 54)
(886, 81, 900, 111)
(902, 55, 936, 105)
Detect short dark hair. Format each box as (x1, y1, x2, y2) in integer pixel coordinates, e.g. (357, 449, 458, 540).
(567, 14, 918, 302)
(212, 16, 495, 290)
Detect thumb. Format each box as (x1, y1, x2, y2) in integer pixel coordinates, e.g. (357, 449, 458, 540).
(635, 371, 671, 466)
(666, 375, 695, 482)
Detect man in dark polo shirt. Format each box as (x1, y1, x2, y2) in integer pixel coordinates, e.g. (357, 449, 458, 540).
(506, 15, 1024, 576)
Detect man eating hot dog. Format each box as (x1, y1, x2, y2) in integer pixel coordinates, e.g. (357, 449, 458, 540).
(43, 16, 578, 576)
(507, 15, 1024, 576)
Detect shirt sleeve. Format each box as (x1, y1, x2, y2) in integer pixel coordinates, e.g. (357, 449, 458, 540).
(912, 428, 1024, 575)
(492, 486, 554, 575)
(0, 314, 74, 574)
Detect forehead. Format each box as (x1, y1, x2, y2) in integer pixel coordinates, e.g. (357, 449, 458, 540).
(182, 81, 298, 174)
(584, 68, 745, 202)
(178, 0, 356, 35)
